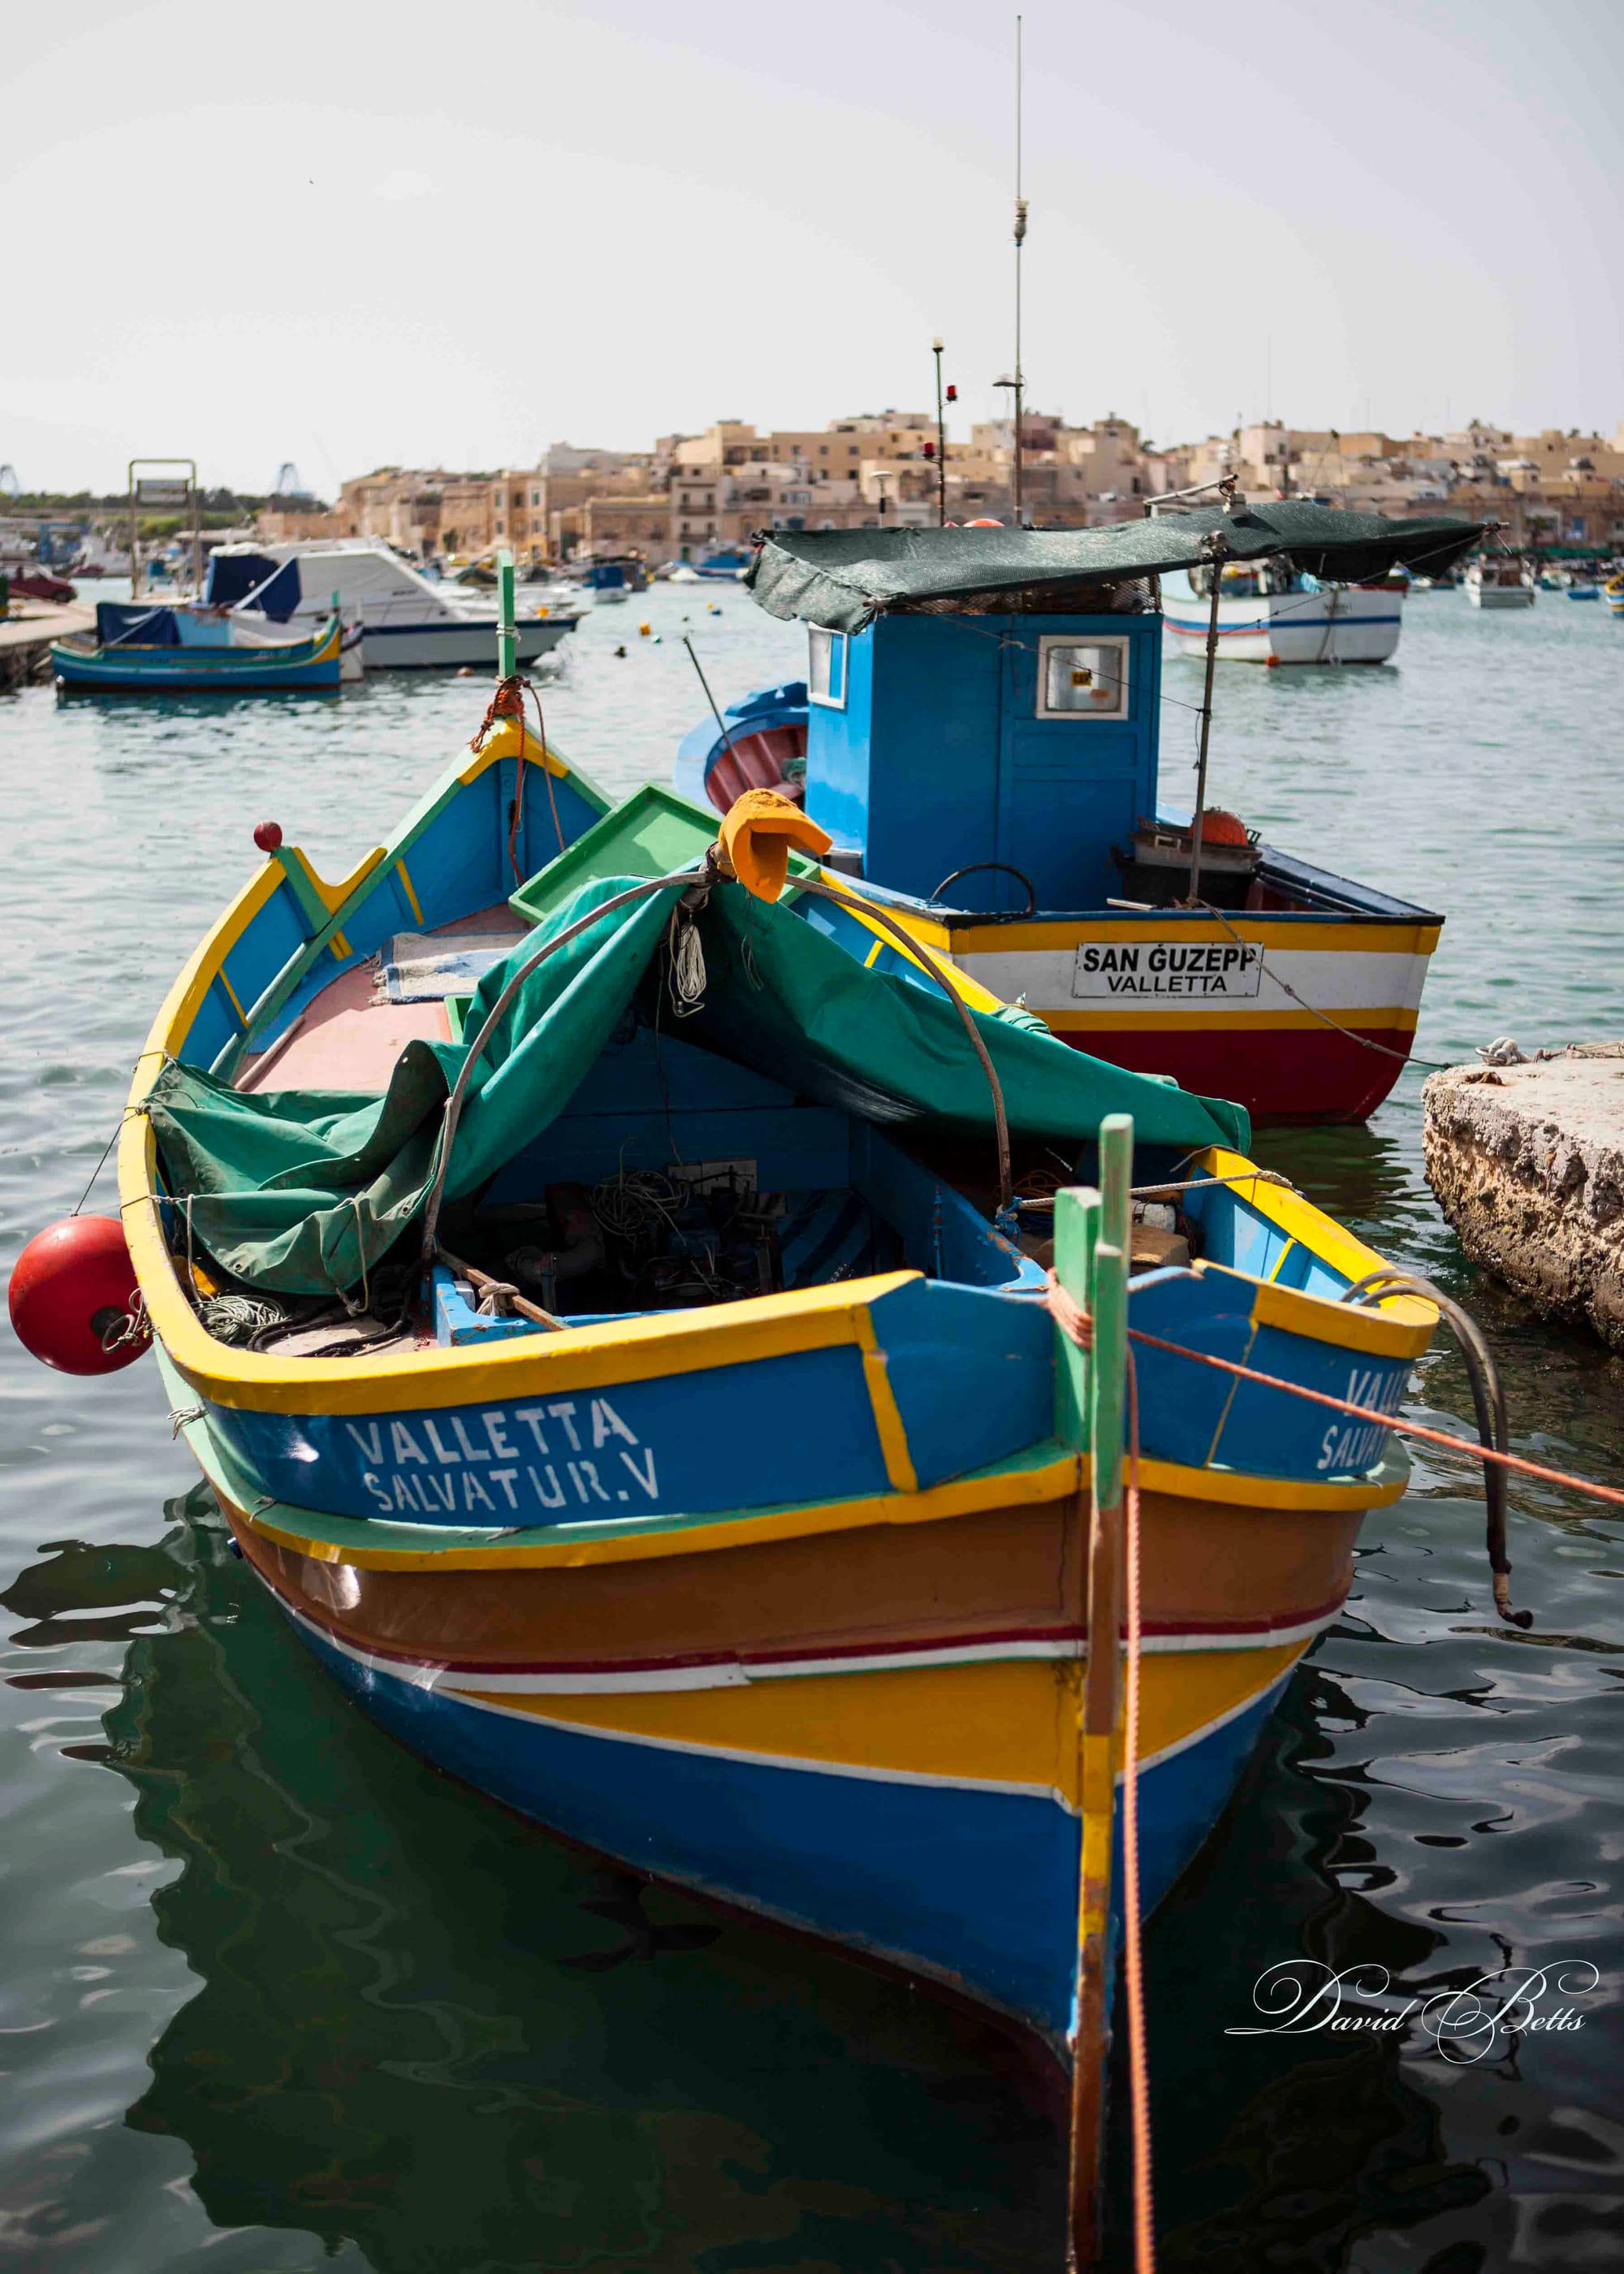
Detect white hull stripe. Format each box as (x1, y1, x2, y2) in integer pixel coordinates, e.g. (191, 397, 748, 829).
(961, 944, 1431, 1019)
(277, 1595, 1303, 1804)
(270, 1591, 1347, 1694)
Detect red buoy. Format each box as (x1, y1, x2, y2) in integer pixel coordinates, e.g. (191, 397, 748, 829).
(8, 1216, 149, 1375)
(253, 820, 283, 852)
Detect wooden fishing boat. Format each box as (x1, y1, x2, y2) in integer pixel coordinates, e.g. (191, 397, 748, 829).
(104, 695, 1439, 2075)
(674, 511, 1484, 1124)
(53, 603, 345, 692)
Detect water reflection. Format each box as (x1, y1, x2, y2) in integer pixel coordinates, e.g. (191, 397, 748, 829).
(3, 1489, 1535, 2272)
(6, 1496, 1063, 2272)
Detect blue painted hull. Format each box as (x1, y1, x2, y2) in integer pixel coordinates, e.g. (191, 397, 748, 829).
(53, 623, 342, 692)
(289, 1599, 1293, 2051)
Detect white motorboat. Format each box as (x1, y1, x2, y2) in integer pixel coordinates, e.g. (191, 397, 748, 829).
(203, 540, 581, 671)
(1465, 560, 1536, 610)
(1161, 562, 1404, 664)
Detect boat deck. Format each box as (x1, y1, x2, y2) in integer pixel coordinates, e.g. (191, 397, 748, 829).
(236, 903, 526, 1093)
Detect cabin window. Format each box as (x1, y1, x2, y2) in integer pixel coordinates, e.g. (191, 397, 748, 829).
(1036, 635, 1129, 719)
(808, 626, 848, 709)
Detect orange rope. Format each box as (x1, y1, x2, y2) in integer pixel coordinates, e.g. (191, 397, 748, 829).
(1125, 1327, 1624, 1510)
(470, 672, 569, 882)
(1122, 1349, 1155, 2274)
(1043, 1274, 1624, 1510)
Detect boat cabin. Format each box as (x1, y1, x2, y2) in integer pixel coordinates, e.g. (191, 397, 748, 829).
(679, 518, 1482, 924)
(803, 601, 1160, 914)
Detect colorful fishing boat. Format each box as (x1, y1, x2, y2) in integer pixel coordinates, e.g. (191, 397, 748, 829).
(45, 683, 1445, 2093)
(676, 511, 1483, 1122)
(52, 603, 346, 692)
(1605, 576, 1624, 616)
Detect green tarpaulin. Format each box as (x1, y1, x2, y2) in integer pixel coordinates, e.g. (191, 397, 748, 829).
(146, 872, 1250, 1298)
(746, 512, 1485, 633)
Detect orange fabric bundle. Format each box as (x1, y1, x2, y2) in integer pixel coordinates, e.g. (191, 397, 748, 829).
(719, 790, 832, 903)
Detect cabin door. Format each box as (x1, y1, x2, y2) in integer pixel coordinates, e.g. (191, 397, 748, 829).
(996, 625, 1151, 914)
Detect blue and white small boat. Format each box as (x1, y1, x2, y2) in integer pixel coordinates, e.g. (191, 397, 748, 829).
(205, 540, 580, 672)
(53, 604, 345, 693)
(693, 548, 753, 581)
(577, 560, 645, 601)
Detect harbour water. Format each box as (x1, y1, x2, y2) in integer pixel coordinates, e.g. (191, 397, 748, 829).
(2, 587, 1621, 2272)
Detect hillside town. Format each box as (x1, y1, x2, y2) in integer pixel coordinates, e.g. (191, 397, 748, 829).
(255, 411, 1624, 564)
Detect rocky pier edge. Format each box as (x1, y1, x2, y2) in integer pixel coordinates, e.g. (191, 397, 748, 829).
(1423, 1044, 1624, 1352)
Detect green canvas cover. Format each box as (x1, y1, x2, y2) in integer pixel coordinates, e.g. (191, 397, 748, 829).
(145, 873, 1250, 1298)
(746, 512, 1485, 633)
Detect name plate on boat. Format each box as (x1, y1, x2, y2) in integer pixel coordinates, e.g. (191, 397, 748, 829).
(1071, 940, 1263, 1000)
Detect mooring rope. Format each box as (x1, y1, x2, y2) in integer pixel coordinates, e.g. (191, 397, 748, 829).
(1124, 1325, 1624, 1515)
(1043, 1274, 1624, 1584)
(1189, 897, 1457, 1070)
(1121, 1349, 1155, 2274)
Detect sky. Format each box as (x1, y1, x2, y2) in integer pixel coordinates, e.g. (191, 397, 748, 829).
(5, 0, 1622, 495)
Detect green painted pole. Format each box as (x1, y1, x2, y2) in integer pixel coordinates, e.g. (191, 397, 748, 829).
(1061, 1112, 1134, 2271)
(1092, 1114, 1133, 1514)
(1052, 1187, 1099, 1453)
(496, 548, 516, 681)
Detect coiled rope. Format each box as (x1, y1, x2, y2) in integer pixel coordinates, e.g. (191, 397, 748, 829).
(470, 671, 568, 883)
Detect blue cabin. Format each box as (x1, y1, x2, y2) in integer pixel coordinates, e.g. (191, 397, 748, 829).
(801, 608, 1160, 914)
(675, 521, 1483, 925)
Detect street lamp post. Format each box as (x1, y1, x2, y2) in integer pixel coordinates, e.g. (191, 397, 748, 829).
(932, 337, 948, 528)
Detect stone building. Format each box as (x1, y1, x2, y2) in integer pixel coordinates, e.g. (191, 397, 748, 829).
(579, 494, 672, 560)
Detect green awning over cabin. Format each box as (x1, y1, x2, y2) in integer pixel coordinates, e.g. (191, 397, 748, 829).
(745, 510, 1486, 633)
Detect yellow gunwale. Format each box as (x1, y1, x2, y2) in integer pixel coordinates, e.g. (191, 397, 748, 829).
(1186, 1146, 1435, 1357)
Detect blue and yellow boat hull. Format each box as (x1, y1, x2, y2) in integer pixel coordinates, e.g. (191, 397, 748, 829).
(162, 1360, 1405, 2056)
(121, 715, 1436, 2059)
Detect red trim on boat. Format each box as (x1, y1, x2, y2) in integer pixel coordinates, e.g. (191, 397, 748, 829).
(1059, 1022, 1414, 1125)
(235, 1541, 1349, 1672)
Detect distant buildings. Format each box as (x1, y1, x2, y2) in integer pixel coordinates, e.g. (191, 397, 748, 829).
(257, 412, 1624, 562)
(1164, 421, 1624, 550)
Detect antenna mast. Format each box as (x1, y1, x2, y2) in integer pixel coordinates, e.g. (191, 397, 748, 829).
(1013, 14, 1026, 524)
